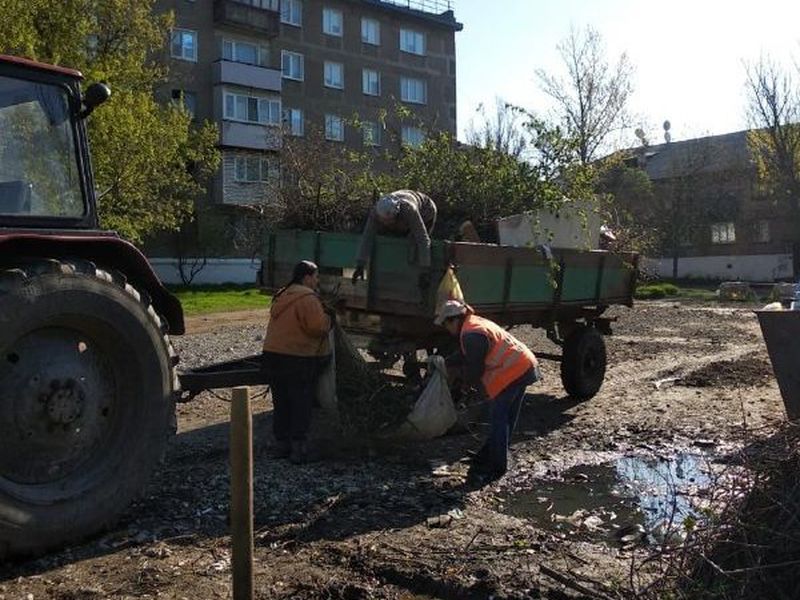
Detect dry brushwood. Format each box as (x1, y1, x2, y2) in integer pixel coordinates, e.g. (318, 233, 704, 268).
(333, 322, 416, 434)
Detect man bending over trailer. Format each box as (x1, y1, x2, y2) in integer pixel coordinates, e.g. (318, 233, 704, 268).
(437, 300, 540, 480)
(352, 190, 437, 290)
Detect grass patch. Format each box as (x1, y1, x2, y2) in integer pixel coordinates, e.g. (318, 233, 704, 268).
(635, 282, 679, 300)
(635, 282, 718, 302)
(169, 284, 270, 316)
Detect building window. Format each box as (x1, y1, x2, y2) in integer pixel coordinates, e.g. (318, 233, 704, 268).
(361, 17, 380, 45)
(234, 155, 279, 183)
(324, 61, 344, 89)
(234, 0, 279, 8)
(711, 222, 736, 244)
(325, 114, 344, 142)
(224, 91, 281, 125)
(281, 0, 302, 26)
(283, 108, 304, 136)
(400, 77, 427, 104)
(363, 121, 380, 146)
(401, 125, 425, 148)
(322, 7, 343, 37)
(171, 89, 197, 117)
(281, 50, 304, 80)
(362, 68, 380, 96)
(755, 219, 771, 243)
(222, 39, 269, 66)
(170, 29, 197, 62)
(400, 28, 425, 55)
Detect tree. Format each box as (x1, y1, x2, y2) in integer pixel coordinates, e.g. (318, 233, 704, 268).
(744, 56, 800, 228)
(465, 98, 528, 159)
(536, 25, 634, 165)
(278, 123, 391, 232)
(597, 162, 657, 255)
(0, 0, 220, 243)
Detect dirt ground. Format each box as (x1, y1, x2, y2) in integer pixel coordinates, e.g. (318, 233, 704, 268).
(0, 300, 788, 599)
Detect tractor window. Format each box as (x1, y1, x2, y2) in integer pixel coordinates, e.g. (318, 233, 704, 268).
(0, 75, 84, 218)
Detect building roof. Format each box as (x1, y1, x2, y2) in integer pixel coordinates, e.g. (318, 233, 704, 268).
(357, 0, 463, 31)
(637, 129, 754, 180)
(0, 54, 83, 79)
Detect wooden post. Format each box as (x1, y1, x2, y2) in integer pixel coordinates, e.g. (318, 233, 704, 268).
(230, 386, 253, 600)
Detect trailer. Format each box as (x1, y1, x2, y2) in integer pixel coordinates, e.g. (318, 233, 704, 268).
(252, 229, 639, 400)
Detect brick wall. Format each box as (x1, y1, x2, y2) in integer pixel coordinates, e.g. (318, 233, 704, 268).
(220, 149, 280, 205)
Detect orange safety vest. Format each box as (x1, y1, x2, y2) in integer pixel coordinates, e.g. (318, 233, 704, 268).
(460, 314, 538, 400)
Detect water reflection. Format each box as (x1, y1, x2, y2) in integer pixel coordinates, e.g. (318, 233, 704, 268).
(501, 453, 711, 546)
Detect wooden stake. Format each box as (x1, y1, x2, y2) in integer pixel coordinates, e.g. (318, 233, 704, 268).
(231, 386, 254, 600)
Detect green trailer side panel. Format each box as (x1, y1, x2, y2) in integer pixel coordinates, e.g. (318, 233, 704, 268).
(509, 266, 555, 304)
(602, 266, 632, 299)
(318, 233, 359, 267)
(455, 265, 506, 305)
(262, 230, 637, 319)
(562, 267, 601, 301)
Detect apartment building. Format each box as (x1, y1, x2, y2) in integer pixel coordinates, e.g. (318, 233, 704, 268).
(630, 131, 800, 281)
(157, 0, 462, 207)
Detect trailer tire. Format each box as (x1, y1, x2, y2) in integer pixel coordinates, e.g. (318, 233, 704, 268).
(0, 259, 176, 558)
(560, 326, 606, 400)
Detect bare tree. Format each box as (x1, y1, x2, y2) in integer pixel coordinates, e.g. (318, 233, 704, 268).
(536, 25, 634, 164)
(465, 98, 528, 159)
(745, 56, 800, 276)
(745, 57, 800, 215)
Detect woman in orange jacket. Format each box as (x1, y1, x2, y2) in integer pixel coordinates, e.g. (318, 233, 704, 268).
(263, 261, 332, 463)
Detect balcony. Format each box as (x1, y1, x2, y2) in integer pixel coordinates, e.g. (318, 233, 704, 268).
(220, 121, 282, 152)
(213, 0, 280, 38)
(213, 60, 281, 92)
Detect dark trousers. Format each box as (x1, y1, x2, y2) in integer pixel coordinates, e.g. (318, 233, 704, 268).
(486, 367, 540, 475)
(263, 353, 323, 443)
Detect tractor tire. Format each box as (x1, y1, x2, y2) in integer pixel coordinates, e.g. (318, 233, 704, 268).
(560, 326, 607, 400)
(0, 259, 177, 557)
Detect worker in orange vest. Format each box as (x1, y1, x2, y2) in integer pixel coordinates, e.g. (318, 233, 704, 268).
(436, 300, 540, 479)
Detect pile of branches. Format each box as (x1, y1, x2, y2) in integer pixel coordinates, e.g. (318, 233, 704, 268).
(623, 422, 800, 599)
(679, 422, 800, 599)
(333, 323, 416, 434)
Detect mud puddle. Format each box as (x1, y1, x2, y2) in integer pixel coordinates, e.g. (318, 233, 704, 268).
(500, 454, 711, 546)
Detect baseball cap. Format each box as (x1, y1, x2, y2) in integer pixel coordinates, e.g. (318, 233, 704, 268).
(434, 299, 469, 326)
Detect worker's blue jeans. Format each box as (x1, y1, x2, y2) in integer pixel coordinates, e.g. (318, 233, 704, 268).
(486, 367, 540, 476)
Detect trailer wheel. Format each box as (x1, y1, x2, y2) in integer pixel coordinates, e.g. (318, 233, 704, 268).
(0, 260, 176, 557)
(560, 326, 606, 400)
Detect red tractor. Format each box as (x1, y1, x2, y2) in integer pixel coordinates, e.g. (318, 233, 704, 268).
(0, 56, 186, 557)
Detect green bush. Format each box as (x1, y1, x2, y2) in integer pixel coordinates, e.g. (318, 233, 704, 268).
(635, 282, 679, 300)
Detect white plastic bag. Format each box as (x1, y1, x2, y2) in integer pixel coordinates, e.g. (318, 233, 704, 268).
(402, 355, 457, 439)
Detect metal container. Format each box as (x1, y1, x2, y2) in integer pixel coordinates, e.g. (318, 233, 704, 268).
(756, 310, 800, 420)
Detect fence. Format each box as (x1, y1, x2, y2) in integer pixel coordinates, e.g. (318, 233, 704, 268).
(375, 0, 454, 14)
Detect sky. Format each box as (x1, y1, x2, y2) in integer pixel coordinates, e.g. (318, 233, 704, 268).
(455, 0, 800, 146)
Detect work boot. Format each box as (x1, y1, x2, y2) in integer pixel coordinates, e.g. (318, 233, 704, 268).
(290, 440, 308, 464)
(466, 443, 490, 466)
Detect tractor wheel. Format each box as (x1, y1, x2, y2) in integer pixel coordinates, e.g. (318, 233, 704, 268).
(0, 259, 177, 557)
(560, 326, 607, 400)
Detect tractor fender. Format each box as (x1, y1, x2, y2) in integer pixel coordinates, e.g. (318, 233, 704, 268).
(0, 230, 184, 334)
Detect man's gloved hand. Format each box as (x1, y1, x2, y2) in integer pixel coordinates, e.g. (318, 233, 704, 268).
(417, 270, 431, 291)
(351, 264, 365, 284)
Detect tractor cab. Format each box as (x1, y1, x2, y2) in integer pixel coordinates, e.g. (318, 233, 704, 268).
(0, 55, 107, 229)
